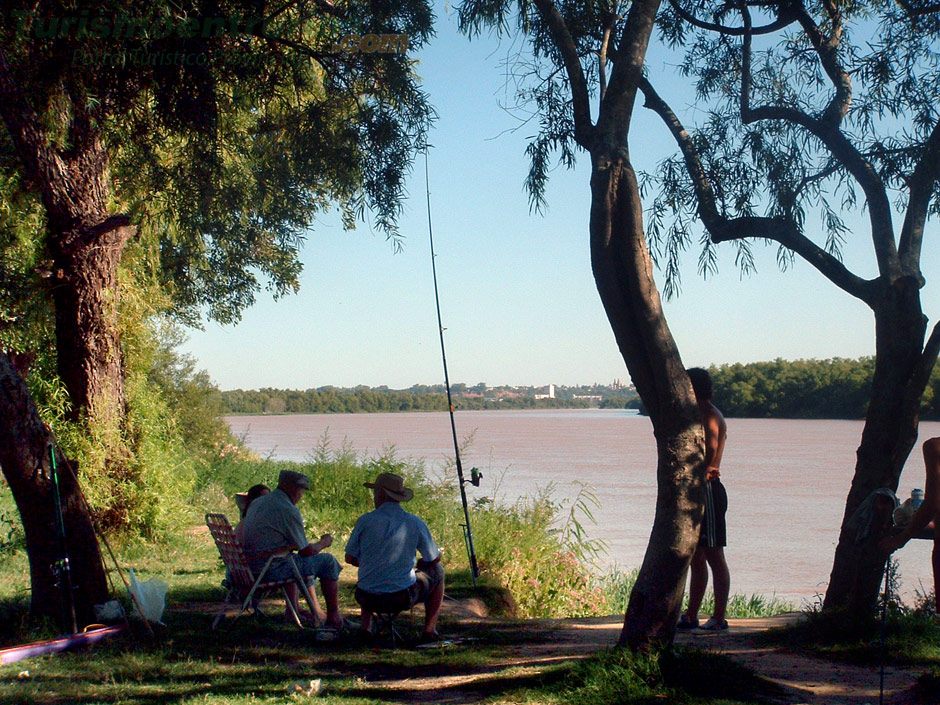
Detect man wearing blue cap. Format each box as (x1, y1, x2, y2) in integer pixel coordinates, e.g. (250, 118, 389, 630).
(242, 469, 344, 629)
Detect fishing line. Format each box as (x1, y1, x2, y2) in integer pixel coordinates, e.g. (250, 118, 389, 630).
(48, 434, 155, 636)
(424, 146, 480, 584)
(879, 563, 890, 705)
(48, 444, 78, 634)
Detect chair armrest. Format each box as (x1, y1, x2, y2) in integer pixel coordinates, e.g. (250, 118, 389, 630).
(244, 545, 299, 560)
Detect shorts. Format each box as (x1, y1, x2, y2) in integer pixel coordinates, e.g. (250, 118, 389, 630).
(256, 553, 342, 583)
(700, 478, 728, 548)
(355, 563, 444, 614)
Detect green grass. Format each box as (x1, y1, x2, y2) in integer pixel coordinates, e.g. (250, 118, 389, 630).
(752, 598, 940, 704)
(0, 523, 796, 705)
(0, 591, 778, 705)
(763, 604, 940, 667)
(0, 442, 811, 705)
(600, 567, 795, 620)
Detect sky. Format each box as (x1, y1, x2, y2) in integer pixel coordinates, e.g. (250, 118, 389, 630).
(180, 4, 939, 391)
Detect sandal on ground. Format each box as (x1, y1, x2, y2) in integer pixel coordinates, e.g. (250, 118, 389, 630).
(323, 617, 359, 633)
(700, 617, 728, 631)
(417, 630, 443, 645)
(676, 614, 699, 630)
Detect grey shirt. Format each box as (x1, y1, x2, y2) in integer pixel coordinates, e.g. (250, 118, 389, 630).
(240, 488, 307, 570)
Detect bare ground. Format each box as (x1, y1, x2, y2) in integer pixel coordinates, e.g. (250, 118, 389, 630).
(352, 605, 927, 704)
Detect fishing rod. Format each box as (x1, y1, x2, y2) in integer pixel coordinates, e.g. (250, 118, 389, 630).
(424, 147, 481, 585)
(49, 443, 78, 634)
(49, 435, 156, 637)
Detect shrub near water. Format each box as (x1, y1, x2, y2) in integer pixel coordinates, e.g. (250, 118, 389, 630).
(197, 443, 614, 619)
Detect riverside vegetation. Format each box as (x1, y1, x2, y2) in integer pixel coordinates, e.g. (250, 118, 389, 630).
(217, 357, 940, 420)
(0, 323, 797, 703)
(2, 337, 940, 702)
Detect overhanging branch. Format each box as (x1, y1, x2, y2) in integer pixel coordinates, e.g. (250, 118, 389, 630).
(532, 0, 595, 148)
(667, 0, 798, 35)
(639, 75, 874, 303)
(894, 0, 940, 16)
(899, 119, 940, 272)
(0, 46, 60, 191)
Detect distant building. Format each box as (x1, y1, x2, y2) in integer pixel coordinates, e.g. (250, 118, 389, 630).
(534, 383, 556, 400)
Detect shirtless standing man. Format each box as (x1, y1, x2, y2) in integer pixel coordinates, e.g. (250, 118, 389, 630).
(880, 437, 940, 614)
(678, 367, 731, 631)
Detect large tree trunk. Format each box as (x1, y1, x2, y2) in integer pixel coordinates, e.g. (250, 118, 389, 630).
(825, 278, 939, 613)
(47, 214, 134, 426)
(0, 354, 109, 627)
(589, 152, 705, 649)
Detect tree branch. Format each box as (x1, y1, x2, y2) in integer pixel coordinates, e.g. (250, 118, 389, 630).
(898, 118, 940, 275)
(667, 0, 798, 36)
(532, 0, 595, 148)
(907, 318, 940, 417)
(735, 5, 898, 279)
(0, 46, 59, 192)
(639, 74, 875, 303)
(788, 1, 851, 127)
(598, 11, 620, 102)
(894, 0, 940, 16)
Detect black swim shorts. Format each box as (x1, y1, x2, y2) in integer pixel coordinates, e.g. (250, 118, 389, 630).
(700, 478, 728, 548)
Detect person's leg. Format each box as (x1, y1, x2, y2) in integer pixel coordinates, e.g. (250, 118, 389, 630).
(359, 608, 373, 632)
(319, 578, 343, 629)
(284, 582, 327, 623)
(704, 547, 730, 622)
(684, 546, 708, 622)
(421, 565, 445, 636)
(294, 553, 344, 628)
(933, 531, 940, 614)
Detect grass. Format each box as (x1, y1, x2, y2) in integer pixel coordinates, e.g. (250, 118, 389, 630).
(0, 445, 825, 705)
(0, 533, 777, 705)
(761, 602, 940, 666)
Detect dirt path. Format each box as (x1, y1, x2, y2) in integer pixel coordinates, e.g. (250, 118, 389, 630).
(355, 610, 924, 704)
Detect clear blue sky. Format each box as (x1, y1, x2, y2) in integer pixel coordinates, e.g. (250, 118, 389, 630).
(180, 4, 939, 391)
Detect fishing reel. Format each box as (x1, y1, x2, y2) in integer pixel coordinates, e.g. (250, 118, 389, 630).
(462, 467, 483, 487)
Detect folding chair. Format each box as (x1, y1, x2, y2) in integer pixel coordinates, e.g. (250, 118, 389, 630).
(355, 587, 411, 647)
(205, 513, 320, 630)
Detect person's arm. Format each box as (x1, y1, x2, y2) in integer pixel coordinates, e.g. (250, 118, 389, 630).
(298, 534, 332, 557)
(703, 407, 726, 481)
(416, 554, 441, 571)
(344, 519, 363, 566)
(881, 437, 940, 552)
(415, 519, 441, 569)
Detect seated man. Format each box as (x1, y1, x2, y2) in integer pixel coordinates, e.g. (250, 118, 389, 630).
(880, 437, 940, 614)
(345, 472, 444, 642)
(241, 469, 343, 629)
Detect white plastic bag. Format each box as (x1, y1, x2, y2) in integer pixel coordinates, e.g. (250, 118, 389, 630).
(127, 568, 168, 625)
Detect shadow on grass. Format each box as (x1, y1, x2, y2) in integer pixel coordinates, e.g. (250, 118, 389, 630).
(757, 607, 940, 668)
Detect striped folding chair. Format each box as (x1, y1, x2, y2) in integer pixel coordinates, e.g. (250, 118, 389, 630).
(205, 513, 319, 630)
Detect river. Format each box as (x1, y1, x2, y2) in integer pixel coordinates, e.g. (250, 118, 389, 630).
(226, 410, 940, 606)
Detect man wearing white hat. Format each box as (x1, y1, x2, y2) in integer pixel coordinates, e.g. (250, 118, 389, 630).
(242, 469, 344, 629)
(345, 472, 445, 642)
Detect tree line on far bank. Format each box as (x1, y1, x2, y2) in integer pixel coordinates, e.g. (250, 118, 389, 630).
(707, 358, 940, 420)
(218, 357, 940, 420)
(219, 384, 637, 414)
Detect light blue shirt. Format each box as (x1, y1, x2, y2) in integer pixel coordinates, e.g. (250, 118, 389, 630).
(345, 502, 440, 593)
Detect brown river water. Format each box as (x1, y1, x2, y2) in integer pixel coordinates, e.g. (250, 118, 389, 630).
(226, 410, 940, 606)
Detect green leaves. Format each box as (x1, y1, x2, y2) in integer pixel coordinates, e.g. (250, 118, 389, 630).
(2, 0, 436, 325)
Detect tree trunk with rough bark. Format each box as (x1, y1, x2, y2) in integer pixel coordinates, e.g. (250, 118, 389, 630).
(825, 278, 938, 613)
(588, 152, 705, 649)
(0, 354, 109, 626)
(47, 214, 134, 427)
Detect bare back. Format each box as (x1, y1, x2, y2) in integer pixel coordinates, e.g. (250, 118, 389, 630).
(703, 401, 727, 480)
